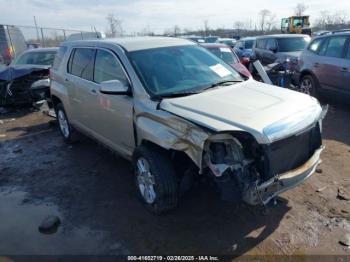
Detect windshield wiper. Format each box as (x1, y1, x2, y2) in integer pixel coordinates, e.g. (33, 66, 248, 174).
(157, 90, 200, 99)
(201, 80, 243, 91)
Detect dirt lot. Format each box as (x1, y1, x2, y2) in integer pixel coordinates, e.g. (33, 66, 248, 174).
(0, 103, 349, 259)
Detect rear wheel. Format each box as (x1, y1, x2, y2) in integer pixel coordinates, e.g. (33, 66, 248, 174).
(133, 145, 179, 214)
(55, 103, 78, 144)
(300, 75, 318, 98)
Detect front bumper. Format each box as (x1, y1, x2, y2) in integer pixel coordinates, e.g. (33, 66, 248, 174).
(243, 145, 324, 205)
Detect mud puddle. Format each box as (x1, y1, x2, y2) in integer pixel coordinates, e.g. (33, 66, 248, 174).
(0, 188, 117, 255)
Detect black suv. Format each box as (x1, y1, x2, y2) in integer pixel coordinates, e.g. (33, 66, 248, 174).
(252, 34, 311, 66)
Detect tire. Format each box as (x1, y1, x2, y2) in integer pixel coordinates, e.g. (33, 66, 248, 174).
(133, 145, 179, 214)
(55, 103, 78, 144)
(300, 74, 318, 98)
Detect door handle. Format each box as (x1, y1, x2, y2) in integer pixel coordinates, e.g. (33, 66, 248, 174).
(91, 89, 97, 94)
(314, 63, 319, 68)
(64, 78, 69, 82)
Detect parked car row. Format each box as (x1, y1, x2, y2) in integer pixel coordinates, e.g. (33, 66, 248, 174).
(49, 37, 326, 214)
(246, 31, 350, 102)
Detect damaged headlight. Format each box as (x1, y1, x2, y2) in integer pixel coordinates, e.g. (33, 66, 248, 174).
(204, 135, 245, 177)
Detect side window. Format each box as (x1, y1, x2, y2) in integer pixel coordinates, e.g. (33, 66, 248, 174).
(68, 48, 95, 81)
(324, 36, 347, 58)
(257, 39, 267, 49)
(318, 38, 329, 56)
(308, 38, 323, 54)
(346, 42, 350, 60)
(94, 49, 128, 85)
(266, 39, 277, 51)
(53, 46, 67, 69)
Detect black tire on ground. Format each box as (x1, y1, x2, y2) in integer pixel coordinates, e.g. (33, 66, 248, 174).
(300, 74, 319, 98)
(132, 145, 179, 214)
(55, 103, 78, 144)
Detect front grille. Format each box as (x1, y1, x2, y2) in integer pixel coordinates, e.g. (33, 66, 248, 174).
(262, 123, 322, 180)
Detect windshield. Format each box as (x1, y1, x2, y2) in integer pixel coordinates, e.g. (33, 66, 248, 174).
(277, 37, 310, 52)
(207, 47, 239, 64)
(245, 40, 254, 49)
(128, 45, 243, 98)
(14, 51, 56, 65)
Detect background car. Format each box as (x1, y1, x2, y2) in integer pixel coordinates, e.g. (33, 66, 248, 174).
(216, 38, 237, 48)
(0, 25, 27, 65)
(252, 34, 310, 66)
(296, 31, 350, 100)
(182, 36, 205, 43)
(205, 36, 219, 43)
(12, 47, 57, 66)
(0, 48, 57, 106)
(234, 37, 256, 67)
(201, 43, 251, 78)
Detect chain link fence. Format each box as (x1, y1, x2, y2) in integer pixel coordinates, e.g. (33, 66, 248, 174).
(0, 24, 95, 64)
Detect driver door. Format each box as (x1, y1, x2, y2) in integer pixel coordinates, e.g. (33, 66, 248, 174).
(92, 48, 134, 156)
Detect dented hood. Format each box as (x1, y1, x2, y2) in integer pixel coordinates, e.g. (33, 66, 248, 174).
(160, 79, 322, 144)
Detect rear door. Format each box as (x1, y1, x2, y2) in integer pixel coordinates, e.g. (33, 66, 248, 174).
(66, 47, 97, 133)
(340, 38, 350, 94)
(265, 38, 278, 64)
(315, 35, 349, 93)
(255, 38, 268, 65)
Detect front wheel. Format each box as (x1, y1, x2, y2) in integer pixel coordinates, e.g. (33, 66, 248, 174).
(300, 75, 318, 98)
(133, 145, 179, 214)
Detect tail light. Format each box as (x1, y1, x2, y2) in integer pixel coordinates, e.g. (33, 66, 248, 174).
(4, 47, 14, 60)
(241, 57, 250, 65)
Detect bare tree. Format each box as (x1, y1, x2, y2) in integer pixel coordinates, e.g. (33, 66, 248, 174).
(173, 25, 181, 36)
(203, 20, 209, 36)
(266, 13, 277, 31)
(106, 14, 123, 37)
(314, 10, 350, 30)
(259, 9, 271, 32)
(334, 11, 348, 25)
(234, 21, 244, 30)
(295, 3, 308, 16)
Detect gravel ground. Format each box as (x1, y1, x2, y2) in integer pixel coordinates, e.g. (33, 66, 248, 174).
(0, 104, 349, 259)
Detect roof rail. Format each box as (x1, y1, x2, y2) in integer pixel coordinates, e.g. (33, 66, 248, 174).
(332, 28, 350, 34)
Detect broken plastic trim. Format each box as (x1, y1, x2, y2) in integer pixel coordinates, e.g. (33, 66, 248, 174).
(243, 146, 324, 205)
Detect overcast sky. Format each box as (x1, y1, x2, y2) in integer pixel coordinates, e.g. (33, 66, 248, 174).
(1, 0, 350, 34)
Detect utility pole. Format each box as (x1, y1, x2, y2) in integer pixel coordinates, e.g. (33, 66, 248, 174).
(33, 16, 40, 43)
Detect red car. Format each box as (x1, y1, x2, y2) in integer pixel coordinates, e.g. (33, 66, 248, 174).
(201, 43, 251, 78)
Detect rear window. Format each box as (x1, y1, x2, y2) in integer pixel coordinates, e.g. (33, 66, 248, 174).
(346, 44, 350, 60)
(276, 37, 310, 52)
(67, 48, 95, 81)
(207, 47, 239, 64)
(14, 51, 57, 66)
(52, 46, 67, 69)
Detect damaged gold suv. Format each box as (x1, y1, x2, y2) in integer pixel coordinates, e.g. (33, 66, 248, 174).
(50, 37, 326, 213)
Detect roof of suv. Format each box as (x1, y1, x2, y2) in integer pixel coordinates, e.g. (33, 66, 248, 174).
(255, 34, 308, 39)
(64, 37, 196, 52)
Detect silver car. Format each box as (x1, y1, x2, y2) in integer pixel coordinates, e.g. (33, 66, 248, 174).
(50, 37, 326, 214)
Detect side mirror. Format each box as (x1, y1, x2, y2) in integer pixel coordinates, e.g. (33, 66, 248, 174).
(99, 80, 130, 95)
